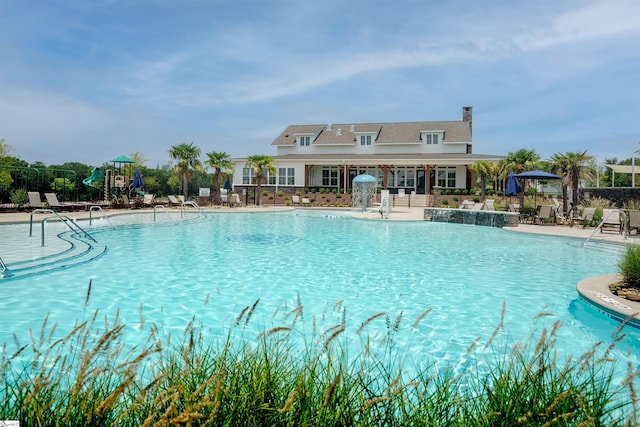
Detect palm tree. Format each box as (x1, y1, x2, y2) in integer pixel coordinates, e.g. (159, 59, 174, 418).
(499, 148, 541, 207)
(245, 154, 275, 206)
(548, 153, 571, 214)
(205, 151, 234, 204)
(562, 150, 595, 209)
(468, 161, 494, 199)
(168, 143, 202, 199)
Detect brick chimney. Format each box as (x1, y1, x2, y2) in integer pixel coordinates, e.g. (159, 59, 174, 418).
(462, 106, 472, 135)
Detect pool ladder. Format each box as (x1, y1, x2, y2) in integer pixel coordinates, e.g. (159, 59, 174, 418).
(29, 209, 97, 246)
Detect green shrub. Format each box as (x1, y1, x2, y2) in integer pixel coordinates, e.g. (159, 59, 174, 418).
(262, 190, 269, 196)
(619, 245, 640, 288)
(10, 188, 28, 206)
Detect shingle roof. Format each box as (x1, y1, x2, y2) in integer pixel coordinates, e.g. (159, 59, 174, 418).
(271, 120, 471, 146)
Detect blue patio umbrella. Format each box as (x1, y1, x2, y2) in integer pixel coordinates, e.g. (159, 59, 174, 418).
(223, 178, 232, 191)
(505, 172, 521, 196)
(132, 168, 144, 188)
(514, 169, 561, 207)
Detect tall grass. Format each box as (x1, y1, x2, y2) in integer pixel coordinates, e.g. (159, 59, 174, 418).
(1, 302, 638, 426)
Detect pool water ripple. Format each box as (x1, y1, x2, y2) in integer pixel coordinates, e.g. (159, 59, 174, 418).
(0, 210, 638, 384)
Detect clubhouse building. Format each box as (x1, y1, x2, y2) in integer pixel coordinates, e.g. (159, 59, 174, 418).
(231, 106, 503, 195)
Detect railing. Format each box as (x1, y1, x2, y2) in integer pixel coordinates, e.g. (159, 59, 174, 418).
(0, 256, 7, 275)
(153, 204, 168, 222)
(180, 201, 204, 218)
(583, 210, 626, 246)
(89, 205, 113, 226)
(29, 209, 97, 246)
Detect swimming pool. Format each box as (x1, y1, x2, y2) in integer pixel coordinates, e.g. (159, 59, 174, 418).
(1, 210, 638, 384)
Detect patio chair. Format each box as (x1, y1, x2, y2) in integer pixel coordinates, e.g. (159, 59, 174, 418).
(570, 207, 596, 228)
(142, 193, 157, 207)
(508, 203, 520, 213)
(471, 202, 485, 210)
(120, 194, 141, 209)
(167, 195, 183, 207)
(459, 200, 474, 209)
(44, 193, 82, 211)
(292, 195, 300, 205)
(600, 209, 622, 234)
(302, 197, 310, 206)
(28, 192, 45, 209)
(228, 193, 242, 207)
(627, 210, 640, 235)
(535, 205, 555, 225)
(484, 199, 495, 211)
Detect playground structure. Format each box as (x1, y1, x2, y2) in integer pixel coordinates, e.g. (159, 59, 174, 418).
(0, 155, 144, 205)
(83, 155, 144, 204)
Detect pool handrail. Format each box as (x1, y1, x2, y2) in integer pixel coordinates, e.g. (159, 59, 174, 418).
(583, 209, 627, 246)
(89, 205, 113, 227)
(29, 209, 98, 246)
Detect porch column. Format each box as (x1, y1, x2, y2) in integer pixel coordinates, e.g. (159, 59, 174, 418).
(304, 165, 312, 188)
(424, 165, 432, 194)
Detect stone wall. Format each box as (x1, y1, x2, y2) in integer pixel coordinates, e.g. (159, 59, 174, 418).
(580, 187, 640, 208)
(424, 208, 519, 228)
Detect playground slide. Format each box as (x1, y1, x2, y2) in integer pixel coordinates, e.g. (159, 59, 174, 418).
(83, 167, 104, 190)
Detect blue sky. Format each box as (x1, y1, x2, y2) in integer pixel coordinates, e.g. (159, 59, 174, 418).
(1, 0, 639, 168)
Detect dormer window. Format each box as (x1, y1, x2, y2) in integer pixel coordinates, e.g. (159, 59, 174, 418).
(299, 136, 311, 146)
(421, 131, 443, 145)
(359, 135, 372, 146)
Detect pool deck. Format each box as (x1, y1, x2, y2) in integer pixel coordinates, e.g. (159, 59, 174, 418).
(1, 205, 639, 325)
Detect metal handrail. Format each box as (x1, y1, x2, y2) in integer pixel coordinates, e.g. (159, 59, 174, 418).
(153, 204, 168, 222)
(583, 210, 625, 246)
(89, 205, 113, 226)
(29, 209, 98, 246)
(180, 201, 204, 218)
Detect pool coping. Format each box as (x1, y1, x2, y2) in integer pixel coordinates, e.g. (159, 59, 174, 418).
(576, 274, 640, 329)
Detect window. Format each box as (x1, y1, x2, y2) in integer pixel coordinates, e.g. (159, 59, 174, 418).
(299, 136, 310, 146)
(242, 167, 276, 185)
(437, 167, 456, 188)
(360, 135, 372, 145)
(424, 133, 439, 144)
(278, 167, 296, 185)
(322, 167, 339, 187)
(242, 167, 253, 185)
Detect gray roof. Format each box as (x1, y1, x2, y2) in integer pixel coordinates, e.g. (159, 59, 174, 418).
(272, 120, 472, 146)
(271, 153, 503, 165)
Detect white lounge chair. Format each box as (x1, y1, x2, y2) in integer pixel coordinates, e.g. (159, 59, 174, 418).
(292, 195, 300, 205)
(167, 195, 182, 207)
(484, 199, 495, 211)
(142, 193, 156, 207)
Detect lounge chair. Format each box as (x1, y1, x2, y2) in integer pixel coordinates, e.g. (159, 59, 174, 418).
(627, 210, 640, 235)
(302, 197, 310, 206)
(459, 200, 474, 209)
(142, 193, 157, 207)
(535, 205, 555, 225)
(120, 194, 141, 209)
(471, 202, 485, 210)
(292, 195, 300, 205)
(600, 209, 622, 234)
(167, 195, 183, 207)
(570, 207, 595, 228)
(44, 193, 82, 211)
(228, 193, 241, 207)
(28, 192, 45, 209)
(484, 199, 495, 211)
(508, 203, 520, 213)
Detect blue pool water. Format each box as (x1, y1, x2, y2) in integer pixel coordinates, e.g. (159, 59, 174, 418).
(1, 210, 638, 384)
